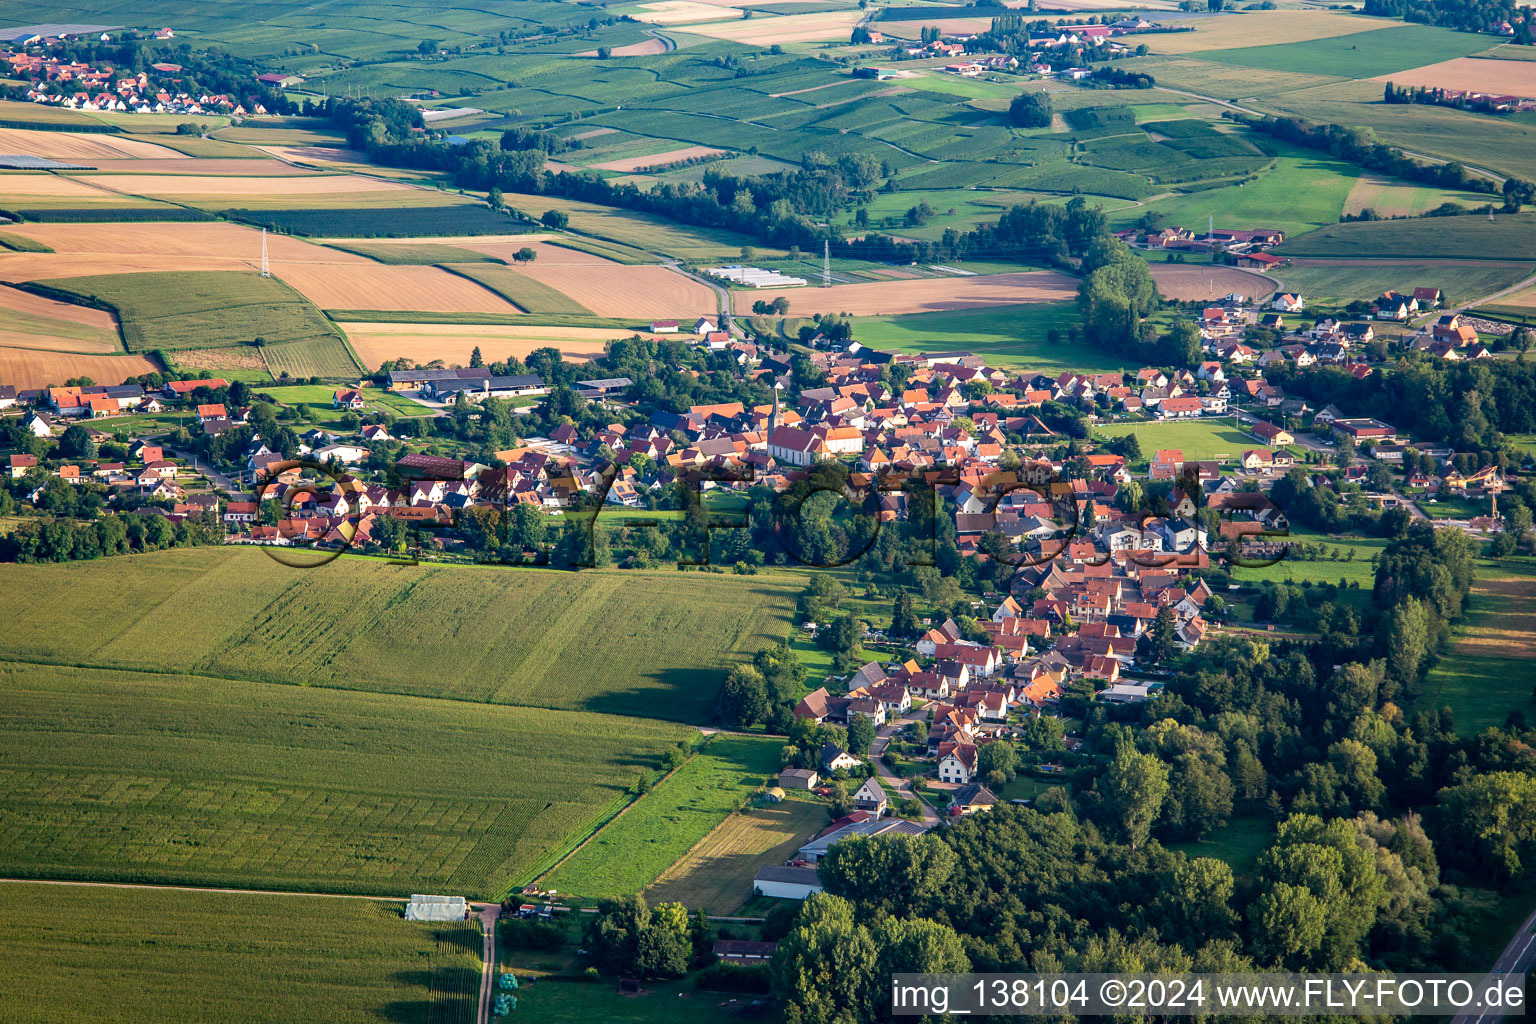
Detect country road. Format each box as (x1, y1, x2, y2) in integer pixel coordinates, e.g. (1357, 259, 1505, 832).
(1450, 902, 1536, 1024)
(475, 903, 502, 1024)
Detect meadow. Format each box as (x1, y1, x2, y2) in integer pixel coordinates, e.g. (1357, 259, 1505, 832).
(0, 546, 798, 723)
(1110, 155, 1360, 240)
(327, 241, 505, 265)
(1422, 559, 1536, 735)
(31, 271, 340, 352)
(0, 660, 691, 896)
(645, 797, 826, 913)
(851, 303, 1129, 373)
(0, 884, 478, 1024)
(1190, 24, 1494, 79)
(543, 734, 784, 898)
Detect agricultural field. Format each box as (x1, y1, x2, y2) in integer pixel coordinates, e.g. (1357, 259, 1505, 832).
(1277, 259, 1536, 306)
(1189, 24, 1495, 79)
(1111, 156, 1363, 241)
(491, 192, 764, 260)
(851, 302, 1130, 373)
(511, 977, 743, 1024)
(440, 263, 593, 315)
(1277, 214, 1536, 260)
(1423, 560, 1536, 735)
(0, 282, 120, 352)
(1372, 56, 1536, 100)
(0, 884, 480, 1024)
(272, 261, 523, 315)
(0, 171, 164, 209)
(1149, 263, 1278, 302)
(225, 204, 526, 237)
(646, 798, 826, 912)
(1342, 175, 1494, 218)
(0, 659, 692, 896)
(32, 271, 338, 352)
(1144, 10, 1384, 55)
(76, 171, 466, 210)
(734, 270, 1077, 317)
(0, 347, 159, 390)
(0, 126, 187, 161)
(261, 336, 364, 378)
(340, 321, 648, 370)
(0, 546, 798, 723)
(544, 735, 784, 898)
(1095, 419, 1259, 464)
(326, 241, 504, 265)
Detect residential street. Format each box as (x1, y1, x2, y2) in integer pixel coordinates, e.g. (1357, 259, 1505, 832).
(871, 720, 938, 824)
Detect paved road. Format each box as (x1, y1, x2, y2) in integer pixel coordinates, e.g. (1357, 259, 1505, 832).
(474, 903, 502, 1024)
(871, 720, 938, 824)
(1451, 903, 1536, 1024)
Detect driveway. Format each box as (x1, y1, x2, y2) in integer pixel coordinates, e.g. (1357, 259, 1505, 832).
(871, 720, 938, 824)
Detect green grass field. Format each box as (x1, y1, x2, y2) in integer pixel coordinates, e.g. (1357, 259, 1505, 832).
(1422, 559, 1536, 735)
(262, 336, 363, 379)
(1277, 260, 1536, 306)
(0, 547, 797, 723)
(0, 230, 53, 253)
(494, 192, 772, 260)
(0, 659, 691, 896)
(1111, 155, 1360, 240)
(441, 263, 593, 315)
(1095, 419, 1257, 464)
(1191, 24, 1494, 78)
(1167, 815, 1275, 877)
(852, 303, 1132, 373)
(32, 271, 339, 352)
(0, 884, 479, 1024)
(512, 977, 742, 1024)
(544, 734, 783, 898)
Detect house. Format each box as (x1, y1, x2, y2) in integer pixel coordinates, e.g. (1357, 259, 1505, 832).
(9, 454, 38, 479)
(779, 767, 819, 791)
(794, 687, 833, 723)
(693, 317, 717, 335)
(753, 865, 824, 900)
(1413, 287, 1443, 309)
(949, 783, 998, 816)
(796, 816, 929, 863)
(1271, 293, 1305, 313)
(333, 388, 366, 410)
(851, 777, 888, 817)
(713, 940, 779, 967)
(937, 741, 978, 784)
(820, 742, 862, 773)
(650, 320, 679, 333)
(1249, 421, 1293, 447)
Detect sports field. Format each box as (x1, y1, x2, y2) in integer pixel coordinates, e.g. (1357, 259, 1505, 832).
(0, 547, 798, 723)
(1095, 419, 1257, 464)
(0, 884, 479, 1024)
(1423, 560, 1536, 735)
(543, 734, 783, 898)
(853, 302, 1124, 373)
(645, 798, 825, 912)
(0, 660, 692, 895)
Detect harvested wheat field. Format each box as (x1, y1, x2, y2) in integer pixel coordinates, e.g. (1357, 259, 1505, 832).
(171, 346, 270, 373)
(631, 0, 745, 23)
(518, 263, 717, 317)
(0, 221, 345, 264)
(676, 10, 864, 43)
(255, 145, 374, 168)
(1147, 10, 1382, 54)
(0, 173, 141, 204)
(352, 234, 621, 266)
(76, 172, 419, 199)
(339, 322, 671, 369)
(1373, 57, 1536, 100)
(0, 127, 187, 162)
(0, 283, 120, 353)
(1452, 572, 1536, 660)
(0, 347, 157, 390)
(589, 146, 729, 172)
(272, 264, 521, 314)
(576, 38, 670, 56)
(733, 270, 1077, 316)
(1150, 263, 1278, 301)
(80, 158, 314, 175)
(879, 18, 992, 38)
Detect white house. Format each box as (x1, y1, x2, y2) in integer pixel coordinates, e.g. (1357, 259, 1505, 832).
(753, 865, 824, 900)
(1271, 293, 1305, 313)
(937, 742, 978, 784)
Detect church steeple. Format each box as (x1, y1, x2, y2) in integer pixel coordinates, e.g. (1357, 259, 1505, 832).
(769, 381, 781, 433)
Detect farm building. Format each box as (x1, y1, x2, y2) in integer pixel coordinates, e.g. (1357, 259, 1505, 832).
(753, 865, 823, 900)
(779, 767, 819, 790)
(404, 894, 468, 921)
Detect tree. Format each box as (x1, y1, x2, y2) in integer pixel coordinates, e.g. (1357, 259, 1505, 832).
(513, 246, 537, 263)
(541, 209, 569, 230)
(977, 741, 1018, 788)
(1147, 604, 1180, 664)
(1096, 743, 1168, 849)
(469, 346, 484, 368)
(632, 902, 691, 979)
(487, 187, 504, 209)
(417, 39, 439, 54)
(890, 591, 919, 637)
(773, 894, 879, 1024)
(1008, 90, 1052, 129)
(771, 295, 791, 315)
(1162, 753, 1234, 839)
(1383, 597, 1429, 686)
(721, 664, 770, 728)
(59, 423, 97, 459)
(818, 834, 957, 921)
(596, 46, 612, 59)
(1437, 771, 1536, 878)
(847, 713, 876, 756)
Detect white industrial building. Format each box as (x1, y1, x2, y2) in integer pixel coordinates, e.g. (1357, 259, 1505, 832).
(706, 265, 808, 288)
